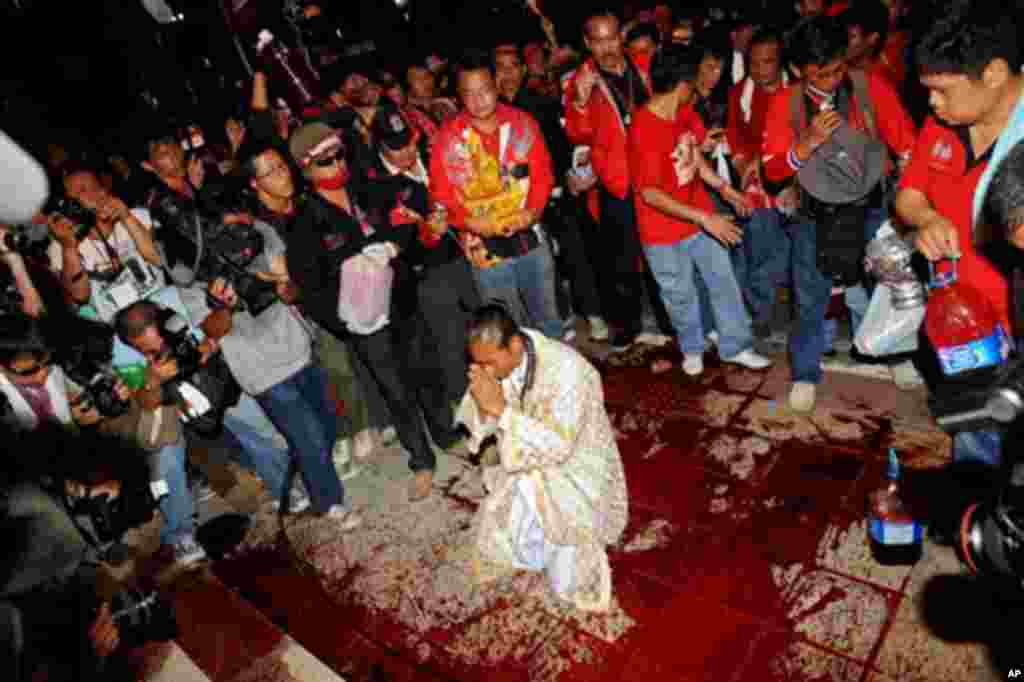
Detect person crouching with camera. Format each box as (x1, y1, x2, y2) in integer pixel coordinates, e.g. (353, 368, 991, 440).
(1, 427, 176, 682)
(0, 313, 209, 567)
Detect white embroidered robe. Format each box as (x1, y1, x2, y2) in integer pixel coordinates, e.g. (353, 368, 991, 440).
(457, 330, 628, 612)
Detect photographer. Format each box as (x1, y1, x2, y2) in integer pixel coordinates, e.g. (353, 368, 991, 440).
(169, 201, 356, 515)
(1, 428, 174, 682)
(0, 314, 208, 565)
(0, 226, 45, 319)
(48, 165, 164, 322)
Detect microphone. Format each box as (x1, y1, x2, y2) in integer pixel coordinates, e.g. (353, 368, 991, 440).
(0, 130, 49, 225)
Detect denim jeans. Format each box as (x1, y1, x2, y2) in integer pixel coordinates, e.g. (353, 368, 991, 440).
(149, 438, 193, 546)
(952, 429, 1003, 469)
(221, 413, 289, 505)
(644, 233, 753, 358)
(256, 364, 344, 513)
(697, 207, 791, 334)
(789, 220, 832, 384)
(474, 242, 563, 339)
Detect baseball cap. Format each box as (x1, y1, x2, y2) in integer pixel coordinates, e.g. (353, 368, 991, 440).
(289, 122, 342, 166)
(371, 108, 415, 151)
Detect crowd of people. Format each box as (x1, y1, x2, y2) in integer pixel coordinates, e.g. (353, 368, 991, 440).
(3, 0, 1024, 677)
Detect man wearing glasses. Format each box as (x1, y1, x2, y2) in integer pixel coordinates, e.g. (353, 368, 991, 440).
(286, 122, 439, 503)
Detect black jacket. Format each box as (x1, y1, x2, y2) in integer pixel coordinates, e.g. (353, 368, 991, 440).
(284, 192, 416, 338)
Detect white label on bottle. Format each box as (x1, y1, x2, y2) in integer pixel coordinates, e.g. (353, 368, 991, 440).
(881, 522, 915, 545)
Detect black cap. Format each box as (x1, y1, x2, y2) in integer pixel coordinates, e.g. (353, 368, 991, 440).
(371, 107, 415, 151)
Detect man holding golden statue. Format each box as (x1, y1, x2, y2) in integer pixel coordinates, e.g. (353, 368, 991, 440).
(430, 50, 563, 339)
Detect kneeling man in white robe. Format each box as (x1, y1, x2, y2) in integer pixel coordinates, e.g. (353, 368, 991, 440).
(459, 305, 628, 612)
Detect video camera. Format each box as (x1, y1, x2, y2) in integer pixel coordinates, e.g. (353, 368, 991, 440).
(151, 184, 278, 315)
(153, 308, 241, 436)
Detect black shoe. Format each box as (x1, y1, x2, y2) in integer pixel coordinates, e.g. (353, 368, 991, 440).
(609, 332, 637, 353)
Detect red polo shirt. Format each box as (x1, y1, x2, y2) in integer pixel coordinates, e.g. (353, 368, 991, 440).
(899, 116, 1011, 330)
(629, 103, 714, 245)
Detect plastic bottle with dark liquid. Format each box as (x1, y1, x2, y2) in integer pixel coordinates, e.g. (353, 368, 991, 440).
(925, 258, 1011, 382)
(867, 449, 923, 565)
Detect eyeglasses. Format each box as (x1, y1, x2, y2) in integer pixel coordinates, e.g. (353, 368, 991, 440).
(255, 162, 291, 179)
(6, 352, 51, 377)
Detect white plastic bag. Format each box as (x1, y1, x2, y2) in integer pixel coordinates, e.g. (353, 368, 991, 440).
(337, 253, 394, 335)
(854, 283, 923, 357)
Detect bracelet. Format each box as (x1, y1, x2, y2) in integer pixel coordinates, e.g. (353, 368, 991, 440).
(787, 146, 805, 171)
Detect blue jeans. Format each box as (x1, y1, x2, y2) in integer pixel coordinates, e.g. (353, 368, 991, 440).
(221, 398, 290, 504)
(644, 233, 752, 358)
(256, 364, 344, 513)
(474, 242, 562, 339)
(953, 429, 1003, 469)
(789, 220, 832, 384)
(697, 207, 790, 334)
(149, 438, 193, 546)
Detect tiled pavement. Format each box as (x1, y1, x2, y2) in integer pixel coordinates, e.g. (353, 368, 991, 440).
(127, 340, 1012, 682)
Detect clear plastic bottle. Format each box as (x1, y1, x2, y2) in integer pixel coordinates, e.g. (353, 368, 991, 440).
(867, 449, 923, 565)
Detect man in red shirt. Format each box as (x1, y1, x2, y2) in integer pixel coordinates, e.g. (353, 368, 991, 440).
(761, 15, 916, 413)
(629, 44, 771, 377)
(430, 50, 562, 340)
(724, 28, 793, 335)
(564, 8, 659, 351)
(895, 2, 1022, 471)
(840, 0, 899, 87)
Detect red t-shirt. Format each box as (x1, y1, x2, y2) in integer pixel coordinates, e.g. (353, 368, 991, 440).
(899, 116, 1011, 330)
(629, 104, 715, 245)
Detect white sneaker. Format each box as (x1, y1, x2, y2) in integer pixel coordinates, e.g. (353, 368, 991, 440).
(271, 485, 312, 513)
(636, 332, 673, 347)
(588, 316, 610, 342)
(705, 330, 720, 350)
(325, 505, 363, 531)
(889, 360, 924, 390)
(172, 535, 207, 567)
(379, 426, 398, 446)
(789, 382, 817, 413)
(562, 326, 578, 343)
(683, 353, 704, 376)
(723, 348, 772, 370)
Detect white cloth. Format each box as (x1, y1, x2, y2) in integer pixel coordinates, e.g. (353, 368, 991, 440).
(0, 366, 76, 433)
(456, 330, 627, 612)
(732, 50, 745, 85)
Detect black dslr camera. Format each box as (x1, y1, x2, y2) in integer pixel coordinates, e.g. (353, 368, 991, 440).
(154, 309, 241, 436)
(47, 194, 97, 240)
(54, 317, 130, 419)
(151, 184, 278, 315)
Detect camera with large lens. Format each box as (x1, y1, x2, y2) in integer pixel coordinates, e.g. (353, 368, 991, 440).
(78, 584, 177, 652)
(959, 456, 1024, 592)
(155, 308, 241, 436)
(47, 194, 96, 241)
(2, 221, 53, 260)
(55, 318, 130, 419)
(152, 183, 278, 315)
